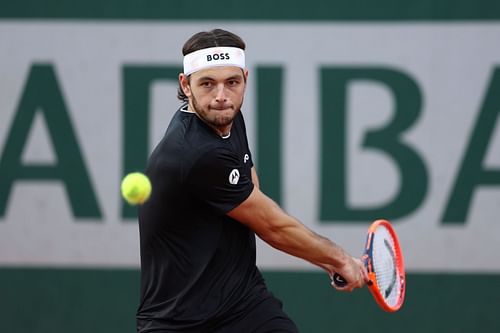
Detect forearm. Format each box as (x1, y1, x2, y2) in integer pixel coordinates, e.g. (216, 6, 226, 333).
(259, 207, 348, 273)
(228, 186, 368, 289)
(229, 188, 348, 273)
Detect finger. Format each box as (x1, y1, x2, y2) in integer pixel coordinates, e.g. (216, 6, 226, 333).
(360, 266, 369, 282)
(356, 258, 370, 282)
(354, 276, 364, 289)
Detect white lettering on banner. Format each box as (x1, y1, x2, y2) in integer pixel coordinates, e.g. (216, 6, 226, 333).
(0, 22, 499, 272)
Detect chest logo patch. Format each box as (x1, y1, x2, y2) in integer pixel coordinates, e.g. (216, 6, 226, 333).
(244, 154, 249, 163)
(229, 169, 240, 185)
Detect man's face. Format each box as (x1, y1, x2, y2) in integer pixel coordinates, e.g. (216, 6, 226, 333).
(180, 66, 248, 136)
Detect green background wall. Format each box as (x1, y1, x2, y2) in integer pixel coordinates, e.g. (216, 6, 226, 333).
(1, 1, 500, 332)
(1, 269, 499, 332)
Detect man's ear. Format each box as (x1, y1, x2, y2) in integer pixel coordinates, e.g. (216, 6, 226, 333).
(243, 69, 249, 92)
(179, 73, 191, 97)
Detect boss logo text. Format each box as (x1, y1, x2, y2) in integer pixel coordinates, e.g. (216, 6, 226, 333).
(207, 53, 230, 61)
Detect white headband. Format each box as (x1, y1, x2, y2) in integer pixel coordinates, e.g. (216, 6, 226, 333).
(183, 46, 245, 75)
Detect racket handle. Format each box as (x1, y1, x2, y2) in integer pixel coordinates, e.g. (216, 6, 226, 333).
(332, 273, 348, 287)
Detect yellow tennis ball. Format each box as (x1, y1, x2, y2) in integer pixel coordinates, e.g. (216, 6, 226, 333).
(120, 172, 152, 205)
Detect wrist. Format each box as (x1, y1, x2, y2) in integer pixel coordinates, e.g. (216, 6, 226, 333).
(329, 246, 349, 271)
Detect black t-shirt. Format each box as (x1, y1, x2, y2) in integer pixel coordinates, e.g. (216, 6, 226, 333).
(137, 105, 266, 330)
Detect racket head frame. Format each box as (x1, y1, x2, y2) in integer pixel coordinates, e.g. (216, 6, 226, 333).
(364, 219, 406, 312)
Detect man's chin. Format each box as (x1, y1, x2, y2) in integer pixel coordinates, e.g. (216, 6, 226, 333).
(212, 115, 235, 127)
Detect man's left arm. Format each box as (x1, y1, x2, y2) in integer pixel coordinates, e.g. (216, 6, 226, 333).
(251, 166, 260, 189)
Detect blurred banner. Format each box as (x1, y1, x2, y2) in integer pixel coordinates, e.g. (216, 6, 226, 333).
(1, 22, 499, 272)
(1, 2, 500, 332)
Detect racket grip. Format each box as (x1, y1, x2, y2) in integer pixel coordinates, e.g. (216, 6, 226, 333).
(332, 273, 348, 287)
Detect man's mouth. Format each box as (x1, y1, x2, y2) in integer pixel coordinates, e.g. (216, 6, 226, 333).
(211, 106, 231, 111)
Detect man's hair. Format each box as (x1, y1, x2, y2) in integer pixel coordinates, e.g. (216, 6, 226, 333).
(177, 29, 246, 102)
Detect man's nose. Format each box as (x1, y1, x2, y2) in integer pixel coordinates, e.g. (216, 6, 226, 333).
(215, 84, 227, 102)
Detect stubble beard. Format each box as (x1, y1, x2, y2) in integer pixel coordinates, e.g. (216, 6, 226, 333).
(190, 93, 243, 131)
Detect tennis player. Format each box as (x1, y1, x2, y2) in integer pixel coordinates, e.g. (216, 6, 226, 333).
(136, 28, 368, 333)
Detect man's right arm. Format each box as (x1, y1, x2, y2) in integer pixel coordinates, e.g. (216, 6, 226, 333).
(227, 185, 367, 291)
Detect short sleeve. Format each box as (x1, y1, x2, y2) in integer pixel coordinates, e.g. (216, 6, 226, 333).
(188, 147, 254, 214)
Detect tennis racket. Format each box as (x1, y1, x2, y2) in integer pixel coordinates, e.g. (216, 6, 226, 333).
(332, 219, 406, 312)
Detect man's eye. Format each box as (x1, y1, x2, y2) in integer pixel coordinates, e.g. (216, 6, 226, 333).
(201, 82, 212, 87)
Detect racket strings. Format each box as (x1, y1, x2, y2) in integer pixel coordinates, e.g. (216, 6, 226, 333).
(372, 227, 401, 307)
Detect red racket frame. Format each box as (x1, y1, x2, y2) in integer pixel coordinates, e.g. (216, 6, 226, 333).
(364, 219, 406, 312)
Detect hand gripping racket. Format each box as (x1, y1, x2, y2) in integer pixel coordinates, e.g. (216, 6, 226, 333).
(332, 219, 406, 312)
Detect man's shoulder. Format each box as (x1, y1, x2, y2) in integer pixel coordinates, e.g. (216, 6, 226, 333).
(152, 107, 221, 165)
